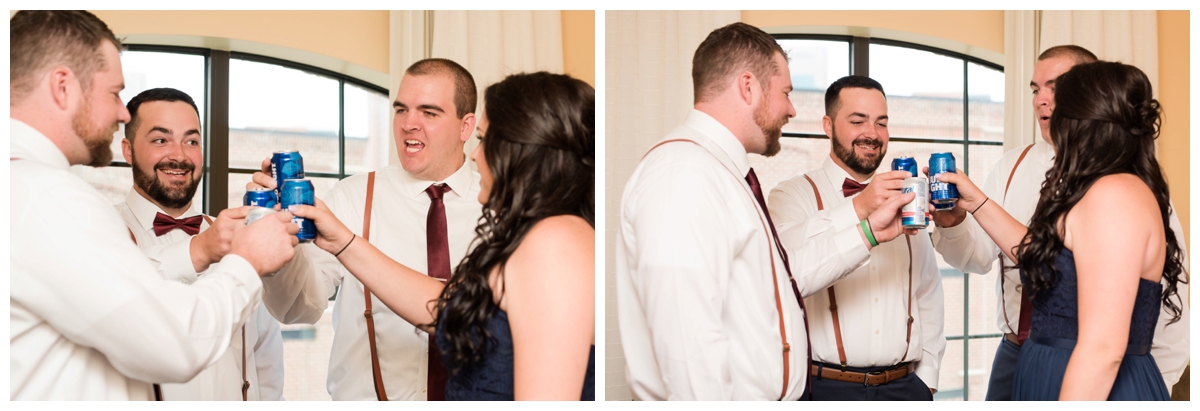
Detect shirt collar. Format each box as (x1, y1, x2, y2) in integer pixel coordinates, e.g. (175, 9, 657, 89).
(684, 109, 752, 178)
(124, 187, 205, 233)
(10, 118, 70, 170)
(820, 155, 870, 190)
(390, 157, 477, 200)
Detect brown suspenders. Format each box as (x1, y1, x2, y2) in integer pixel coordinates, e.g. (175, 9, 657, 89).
(360, 171, 389, 401)
(801, 174, 914, 370)
(129, 215, 249, 401)
(998, 144, 1035, 333)
(643, 139, 794, 400)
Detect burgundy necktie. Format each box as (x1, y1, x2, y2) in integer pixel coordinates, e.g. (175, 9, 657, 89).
(746, 168, 813, 397)
(425, 183, 451, 401)
(841, 178, 868, 197)
(152, 212, 203, 236)
(1017, 287, 1033, 344)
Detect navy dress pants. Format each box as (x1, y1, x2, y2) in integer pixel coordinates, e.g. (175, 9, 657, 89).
(984, 338, 1021, 401)
(809, 363, 934, 401)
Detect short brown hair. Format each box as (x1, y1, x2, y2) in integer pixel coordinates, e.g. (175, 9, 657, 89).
(10, 10, 123, 103)
(1038, 45, 1098, 65)
(405, 58, 477, 119)
(691, 22, 787, 104)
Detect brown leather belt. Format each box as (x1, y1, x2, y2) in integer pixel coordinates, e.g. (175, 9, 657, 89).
(1004, 333, 1021, 346)
(810, 362, 915, 386)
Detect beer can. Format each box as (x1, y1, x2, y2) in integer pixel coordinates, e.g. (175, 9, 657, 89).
(902, 177, 929, 229)
(243, 187, 278, 208)
(891, 156, 918, 177)
(271, 151, 305, 194)
(929, 152, 959, 209)
(245, 206, 277, 226)
(280, 179, 316, 243)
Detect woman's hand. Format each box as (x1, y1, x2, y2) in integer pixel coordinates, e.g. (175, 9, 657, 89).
(287, 198, 354, 256)
(928, 167, 986, 213)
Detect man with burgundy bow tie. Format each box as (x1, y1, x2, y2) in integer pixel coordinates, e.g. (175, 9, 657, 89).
(246, 58, 482, 400)
(617, 24, 914, 400)
(114, 88, 288, 400)
(767, 75, 945, 400)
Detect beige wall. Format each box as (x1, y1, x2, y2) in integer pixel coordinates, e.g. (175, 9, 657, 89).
(93, 10, 390, 75)
(1157, 10, 1189, 247)
(563, 10, 596, 86)
(743, 10, 1005, 54)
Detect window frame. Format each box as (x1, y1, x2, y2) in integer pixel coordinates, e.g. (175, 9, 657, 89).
(772, 33, 1006, 401)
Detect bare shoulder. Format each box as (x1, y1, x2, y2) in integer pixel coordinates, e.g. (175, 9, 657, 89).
(500, 215, 595, 312)
(511, 215, 595, 273)
(1070, 173, 1161, 237)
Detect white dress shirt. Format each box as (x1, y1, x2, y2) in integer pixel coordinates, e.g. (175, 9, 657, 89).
(617, 110, 808, 400)
(769, 157, 947, 390)
(258, 160, 481, 400)
(116, 189, 285, 400)
(9, 119, 261, 400)
(931, 139, 1191, 390)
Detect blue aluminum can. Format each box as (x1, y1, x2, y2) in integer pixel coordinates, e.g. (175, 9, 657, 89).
(243, 187, 278, 208)
(280, 179, 316, 243)
(891, 156, 918, 177)
(929, 152, 959, 209)
(271, 151, 305, 194)
(901, 177, 929, 229)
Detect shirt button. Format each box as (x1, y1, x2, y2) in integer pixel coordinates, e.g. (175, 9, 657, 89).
(181, 279, 189, 284)
(421, 388, 427, 393)
(876, 330, 880, 335)
(874, 298, 879, 302)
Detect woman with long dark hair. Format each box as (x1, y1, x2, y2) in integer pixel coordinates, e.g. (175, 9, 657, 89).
(936, 61, 1184, 400)
(293, 72, 595, 400)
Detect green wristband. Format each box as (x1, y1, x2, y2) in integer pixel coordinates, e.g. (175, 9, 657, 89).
(860, 219, 878, 247)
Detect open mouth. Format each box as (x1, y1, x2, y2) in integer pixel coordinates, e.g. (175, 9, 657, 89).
(158, 168, 191, 182)
(405, 139, 426, 153)
(854, 140, 881, 154)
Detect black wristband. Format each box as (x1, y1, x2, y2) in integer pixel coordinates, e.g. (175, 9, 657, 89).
(971, 197, 989, 215)
(335, 235, 356, 257)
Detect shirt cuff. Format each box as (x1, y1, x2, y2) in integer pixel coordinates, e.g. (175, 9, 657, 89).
(915, 360, 939, 391)
(160, 238, 201, 283)
(833, 224, 871, 268)
(216, 254, 263, 290)
(830, 199, 861, 228)
(932, 215, 973, 243)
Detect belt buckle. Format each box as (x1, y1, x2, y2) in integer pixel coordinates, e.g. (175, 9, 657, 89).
(863, 369, 886, 386)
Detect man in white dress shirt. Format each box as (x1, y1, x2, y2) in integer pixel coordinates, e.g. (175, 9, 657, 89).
(929, 44, 1190, 400)
(617, 23, 914, 400)
(249, 58, 482, 400)
(114, 88, 286, 400)
(768, 75, 945, 400)
(10, 10, 298, 400)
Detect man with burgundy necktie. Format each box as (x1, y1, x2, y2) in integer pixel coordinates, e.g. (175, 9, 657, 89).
(767, 75, 945, 400)
(616, 23, 914, 400)
(247, 58, 482, 400)
(928, 45, 1190, 400)
(114, 88, 288, 400)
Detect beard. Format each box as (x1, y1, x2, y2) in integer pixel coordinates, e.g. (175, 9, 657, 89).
(72, 94, 118, 167)
(753, 98, 788, 157)
(830, 122, 886, 176)
(130, 148, 201, 210)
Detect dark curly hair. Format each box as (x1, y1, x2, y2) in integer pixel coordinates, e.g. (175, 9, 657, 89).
(1015, 61, 1185, 325)
(433, 72, 595, 373)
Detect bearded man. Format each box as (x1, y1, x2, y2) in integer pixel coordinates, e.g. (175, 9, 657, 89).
(767, 75, 946, 401)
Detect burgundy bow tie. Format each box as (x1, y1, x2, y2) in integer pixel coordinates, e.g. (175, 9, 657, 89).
(842, 178, 868, 197)
(153, 212, 203, 236)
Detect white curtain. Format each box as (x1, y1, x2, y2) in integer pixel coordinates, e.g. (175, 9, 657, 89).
(387, 10, 564, 165)
(1040, 11, 1158, 92)
(603, 10, 740, 401)
(1003, 11, 1040, 151)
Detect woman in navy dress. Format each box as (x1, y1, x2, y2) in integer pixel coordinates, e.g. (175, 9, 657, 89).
(295, 72, 596, 400)
(936, 61, 1185, 400)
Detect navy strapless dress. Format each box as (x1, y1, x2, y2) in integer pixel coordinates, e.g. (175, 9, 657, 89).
(1011, 248, 1169, 400)
(434, 308, 596, 400)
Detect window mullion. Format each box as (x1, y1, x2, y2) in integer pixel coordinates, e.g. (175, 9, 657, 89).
(206, 50, 231, 215)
